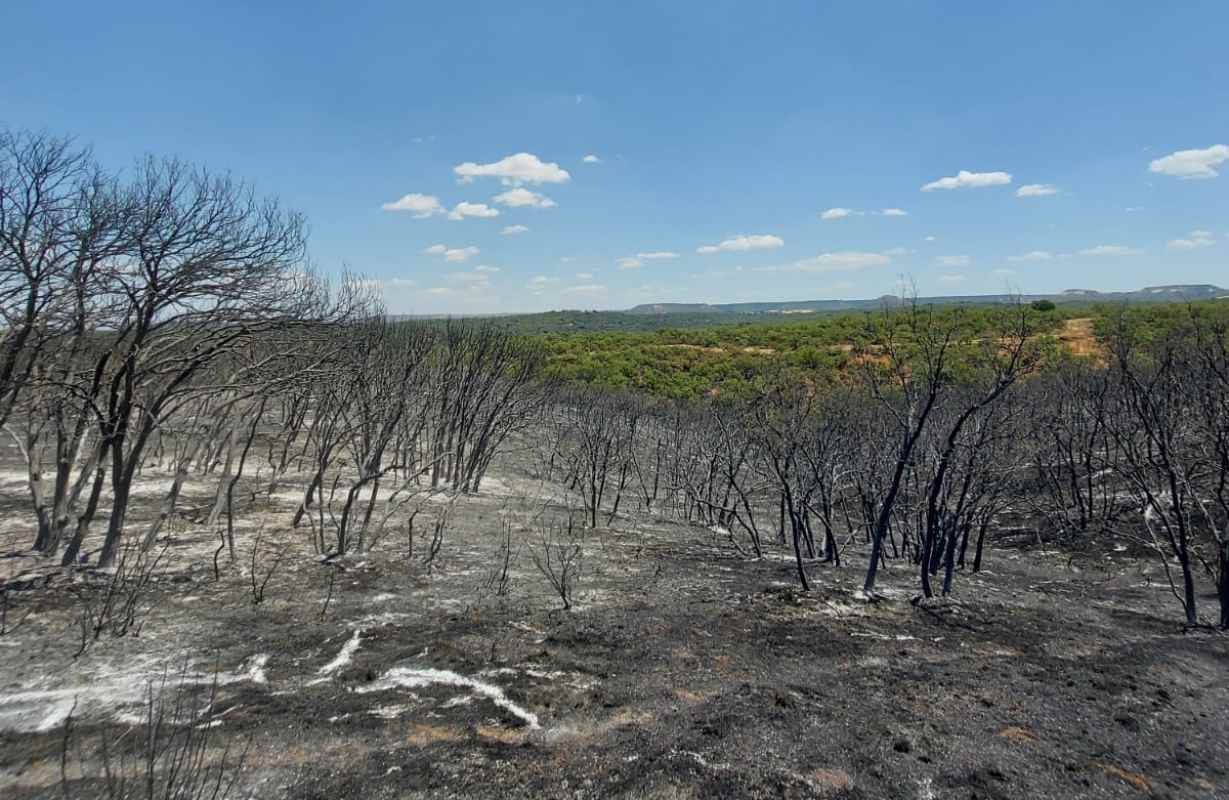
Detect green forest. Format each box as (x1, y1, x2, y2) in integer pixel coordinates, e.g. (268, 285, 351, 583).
(523, 300, 1229, 399)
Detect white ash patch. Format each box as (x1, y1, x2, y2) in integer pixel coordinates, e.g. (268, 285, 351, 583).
(307, 629, 362, 685)
(367, 701, 420, 719)
(479, 664, 598, 692)
(244, 654, 269, 684)
(0, 658, 264, 733)
(354, 610, 414, 628)
(356, 665, 541, 729)
(850, 631, 919, 641)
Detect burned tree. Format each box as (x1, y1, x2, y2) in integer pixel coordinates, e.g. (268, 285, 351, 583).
(915, 304, 1041, 598)
(1105, 308, 1229, 626)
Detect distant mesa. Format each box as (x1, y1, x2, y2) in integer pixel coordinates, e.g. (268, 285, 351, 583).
(625, 285, 1226, 316)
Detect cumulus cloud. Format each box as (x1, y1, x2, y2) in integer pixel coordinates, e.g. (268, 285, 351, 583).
(1149, 145, 1229, 180)
(821, 208, 907, 219)
(938, 274, 966, 284)
(921, 170, 1012, 191)
(454, 152, 571, 185)
(501, 224, 530, 235)
(1079, 244, 1143, 257)
(493, 187, 557, 208)
(562, 283, 607, 296)
(936, 255, 971, 267)
(424, 244, 480, 262)
(766, 251, 892, 273)
(1007, 250, 1055, 262)
(1168, 230, 1216, 250)
(582, 154, 602, 164)
(449, 271, 493, 288)
(1017, 184, 1059, 197)
(616, 257, 643, 270)
(527, 275, 559, 291)
(575, 272, 594, 280)
(474, 265, 501, 273)
(447, 202, 500, 220)
(697, 234, 784, 254)
(637, 251, 679, 260)
(381, 193, 444, 217)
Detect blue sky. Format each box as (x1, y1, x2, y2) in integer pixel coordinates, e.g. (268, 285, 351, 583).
(2, 1, 1226, 313)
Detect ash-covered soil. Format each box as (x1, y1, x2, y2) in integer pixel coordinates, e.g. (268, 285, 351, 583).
(0, 461, 1225, 799)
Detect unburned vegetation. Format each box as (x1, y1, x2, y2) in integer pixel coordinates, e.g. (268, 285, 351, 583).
(1, 129, 1227, 799)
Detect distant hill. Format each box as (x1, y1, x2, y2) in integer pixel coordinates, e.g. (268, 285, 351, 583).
(626, 284, 1228, 316)
(391, 285, 1228, 336)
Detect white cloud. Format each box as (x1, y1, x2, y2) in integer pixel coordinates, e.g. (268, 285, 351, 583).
(454, 152, 571, 185)
(697, 234, 784, 254)
(447, 202, 500, 220)
(768, 251, 892, 273)
(449, 271, 492, 287)
(1079, 244, 1143, 257)
(822, 207, 907, 219)
(501, 224, 530, 235)
(424, 244, 480, 262)
(1168, 230, 1215, 250)
(938, 274, 966, 284)
(882, 247, 911, 257)
(820, 207, 855, 220)
(921, 170, 1012, 191)
(493, 187, 557, 208)
(1007, 250, 1055, 262)
(582, 154, 602, 164)
(381, 193, 444, 217)
(1017, 184, 1059, 197)
(474, 265, 501, 273)
(936, 255, 971, 267)
(637, 251, 679, 260)
(527, 275, 559, 291)
(924, 235, 937, 242)
(993, 268, 1016, 277)
(388, 277, 417, 287)
(616, 257, 643, 270)
(575, 272, 594, 280)
(1149, 144, 1229, 180)
(562, 283, 607, 296)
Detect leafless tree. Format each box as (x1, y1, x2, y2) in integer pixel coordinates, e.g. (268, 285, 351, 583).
(59, 663, 247, 800)
(1104, 308, 1228, 626)
(531, 510, 584, 610)
(915, 304, 1041, 597)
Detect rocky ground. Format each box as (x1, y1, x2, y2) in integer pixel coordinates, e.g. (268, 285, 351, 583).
(0, 458, 1226, 799)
